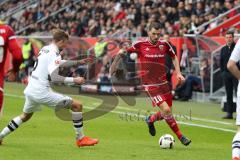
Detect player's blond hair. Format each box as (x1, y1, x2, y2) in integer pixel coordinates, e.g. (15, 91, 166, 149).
(51, 29, 69, 42)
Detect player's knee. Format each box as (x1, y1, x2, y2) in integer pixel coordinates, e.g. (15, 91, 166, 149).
(162, 107, 172, 116)
(71, 100, 82, 112)
(20, 113, 33, 122)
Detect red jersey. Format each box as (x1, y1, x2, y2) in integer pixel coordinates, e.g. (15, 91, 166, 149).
(127, 39, 175, 85)
(0, 24, 22, 82)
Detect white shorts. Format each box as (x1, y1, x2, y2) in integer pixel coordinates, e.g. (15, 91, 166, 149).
(236, 96, 240, 125)
(23, 91, 73, 113)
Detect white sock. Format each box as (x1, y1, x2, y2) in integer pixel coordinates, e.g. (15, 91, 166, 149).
(233, 132, 240, 158)
(72, 112, 84, 140)
(0, 116, 22, 139)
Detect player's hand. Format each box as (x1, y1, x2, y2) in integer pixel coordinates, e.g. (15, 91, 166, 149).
(176, 73, 185, 84)
(7, 69, 17, 82)
(73, 77, 85, 85)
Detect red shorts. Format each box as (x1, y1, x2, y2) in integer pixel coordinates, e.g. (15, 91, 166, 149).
(145, 85, 172, 107)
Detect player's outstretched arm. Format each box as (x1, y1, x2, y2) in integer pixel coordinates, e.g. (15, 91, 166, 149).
(58, 57, 94, 68)
(7, 36, 23, 81)
(109, 49, 126, 76)
(49, 68, 85, 85)
(172, 55, 185, 84)
(228, 60, 240, 80)
(227, 39, 240, 80)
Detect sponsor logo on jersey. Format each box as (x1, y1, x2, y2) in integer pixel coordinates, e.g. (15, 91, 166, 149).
(145, 54, 164, 58)
(145, 47, 150, 51)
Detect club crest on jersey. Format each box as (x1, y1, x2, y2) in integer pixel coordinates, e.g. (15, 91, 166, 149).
(159, 45, 164, 50)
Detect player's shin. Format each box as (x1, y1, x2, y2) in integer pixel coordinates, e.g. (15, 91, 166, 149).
(232, 132, 240, 159)
(163, 114, 182, 140)
(0, 116, 23, 139)
(72, 112, 84, 140)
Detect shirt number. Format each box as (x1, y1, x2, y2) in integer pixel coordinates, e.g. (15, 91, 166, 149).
(152, 95, 163, 104)
(0, 36, 4, 63)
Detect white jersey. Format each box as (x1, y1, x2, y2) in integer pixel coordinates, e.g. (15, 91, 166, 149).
(230, 39, 240, 125)
(24, 43, 61, 96)
(230, 39, 240, 97)
(229, 39, 240, 97)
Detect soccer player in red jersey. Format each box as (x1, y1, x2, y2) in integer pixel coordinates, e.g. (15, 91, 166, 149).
(0, 21, 23, 115)
(110, 22, 191, 146)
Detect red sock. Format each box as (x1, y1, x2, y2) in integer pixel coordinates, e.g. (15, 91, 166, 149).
(149, 111, 164, 123)
(164, 115, 182, 139)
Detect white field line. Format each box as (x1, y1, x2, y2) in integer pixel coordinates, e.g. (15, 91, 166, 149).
(178, 122, 235, 133)
(115, 105, 233, 126)
(4, 93, 236, 133)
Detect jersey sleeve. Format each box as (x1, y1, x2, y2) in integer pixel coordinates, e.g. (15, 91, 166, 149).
(230, 39, 240, 62)
(47, 53, 74, 83)
(126, 41, 140, 54)
(165, 41, 175, 58)
(7, 26, 23, 72)
(48, 53, 62, 75)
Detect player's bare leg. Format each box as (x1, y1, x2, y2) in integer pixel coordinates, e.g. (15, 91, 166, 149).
(0, 112, 33, 145)
(158, 102, 191, 146)
(71, 99, 98, 147)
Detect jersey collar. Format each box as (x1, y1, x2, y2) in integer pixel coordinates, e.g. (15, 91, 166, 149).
(147, 38, 158, 46)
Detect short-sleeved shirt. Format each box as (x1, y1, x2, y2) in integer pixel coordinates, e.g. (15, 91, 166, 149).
(24, 43, 61, 96)
(0, 24, 22, 83)
(0, 24, 16, 65)
(229, 39, 240, 96)
(127, 39, 175, 107)
(127, 39, 175, 85)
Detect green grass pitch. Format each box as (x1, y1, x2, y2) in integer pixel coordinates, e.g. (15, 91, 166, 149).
(0, 82, 236, 160)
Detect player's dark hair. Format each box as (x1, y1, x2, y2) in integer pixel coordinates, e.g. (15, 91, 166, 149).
(226, 30, 234, 37)
(148, 22, 161, 31)
(52, 29, 69, 42)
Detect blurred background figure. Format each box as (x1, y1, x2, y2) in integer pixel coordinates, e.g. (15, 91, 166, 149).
(220, 31, 238, 119)
(180, 43, 190, 74)
(174, 58, 210, 101)
(19, 39, 35, 81)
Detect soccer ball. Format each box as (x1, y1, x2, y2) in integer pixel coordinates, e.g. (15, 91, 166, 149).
(130, 52, 137, 60)
(159, 134, 175, 149)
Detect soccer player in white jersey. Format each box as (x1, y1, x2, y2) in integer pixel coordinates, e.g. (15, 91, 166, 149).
(0, 29, 99, 147)
(228, 38, 240, 160)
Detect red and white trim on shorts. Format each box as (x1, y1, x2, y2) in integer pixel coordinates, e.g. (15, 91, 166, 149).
(0, 87, 3, 93)
(142, 81, 168, 88)
(8, 36, 16, 40)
